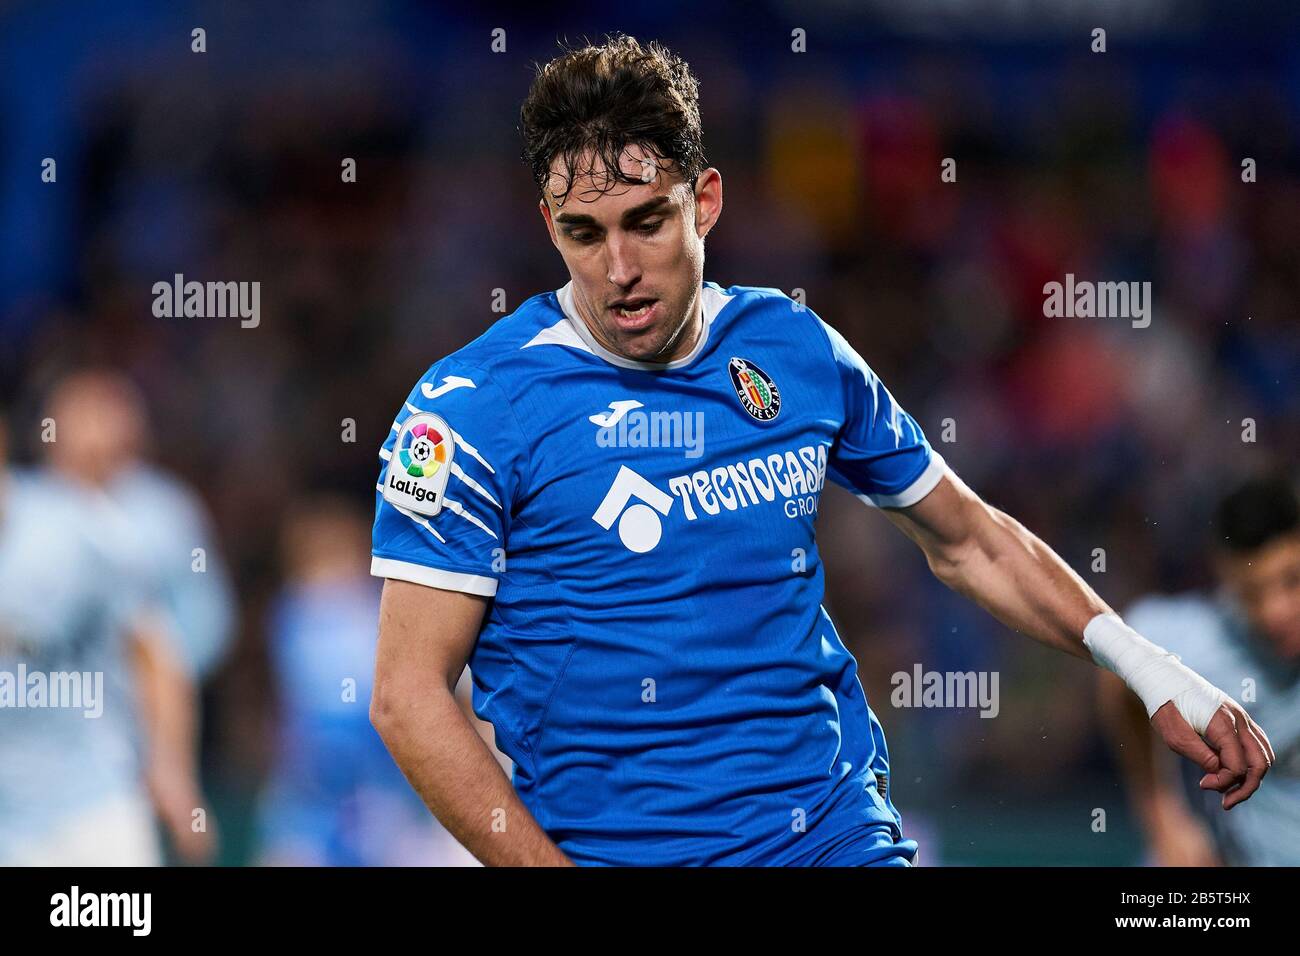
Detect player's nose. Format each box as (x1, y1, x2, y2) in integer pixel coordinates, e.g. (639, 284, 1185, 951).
(603, 233, 641, 288)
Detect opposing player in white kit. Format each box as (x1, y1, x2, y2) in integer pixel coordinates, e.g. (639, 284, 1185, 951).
(1103, 474, 1300, 865)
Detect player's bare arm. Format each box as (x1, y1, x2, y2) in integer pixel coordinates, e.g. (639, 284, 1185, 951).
(882, 466, 1275, 810)
(370, 579, 574, 866)
(130, 612, 216, 864)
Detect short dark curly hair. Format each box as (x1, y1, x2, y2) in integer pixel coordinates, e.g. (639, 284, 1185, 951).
(1215, 473, 1300, 553)
(520, 33, 707, 206)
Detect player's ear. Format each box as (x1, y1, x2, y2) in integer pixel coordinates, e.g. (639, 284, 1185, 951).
(539, 197, 560, 250)
(694, 168, 722, 240)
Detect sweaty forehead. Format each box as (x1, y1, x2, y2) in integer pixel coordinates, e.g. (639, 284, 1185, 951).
(544, 142, 682, 211)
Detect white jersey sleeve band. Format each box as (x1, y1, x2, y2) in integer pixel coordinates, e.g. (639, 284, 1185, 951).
(1083, 611, 1229, 736)
(370, 556, 498, 597)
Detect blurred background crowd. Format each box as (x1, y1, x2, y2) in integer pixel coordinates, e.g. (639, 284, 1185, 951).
(1, 0, 1298, 865)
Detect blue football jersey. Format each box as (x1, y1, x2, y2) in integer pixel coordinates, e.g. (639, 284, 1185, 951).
(371, 279, 947, 865)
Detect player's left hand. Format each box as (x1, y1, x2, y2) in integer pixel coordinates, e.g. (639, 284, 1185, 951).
(1151, 699, 1275, 810)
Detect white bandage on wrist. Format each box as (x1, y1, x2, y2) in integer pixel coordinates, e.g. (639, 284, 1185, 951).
(1083, 612, 1229, 735)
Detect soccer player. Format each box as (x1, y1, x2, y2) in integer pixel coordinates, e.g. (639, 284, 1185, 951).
(369, 34, 1272, 866)
(0, 377, 218, 864)
(1100, 474, 1300, 866)
(0, 410, 171, 864)
(41, 371, 223, 863)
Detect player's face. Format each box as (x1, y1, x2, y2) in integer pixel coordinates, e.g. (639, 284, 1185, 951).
(1220, 532, 1300, 660)
(539, 143, 722, 363)
(44, 374, 146, 485)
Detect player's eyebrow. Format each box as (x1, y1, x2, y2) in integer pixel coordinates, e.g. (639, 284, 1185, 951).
(554, 194, 673, 227)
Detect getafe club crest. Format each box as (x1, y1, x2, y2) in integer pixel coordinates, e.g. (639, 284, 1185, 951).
(383, 412, 455, 516)
(728, 357, 781, 422)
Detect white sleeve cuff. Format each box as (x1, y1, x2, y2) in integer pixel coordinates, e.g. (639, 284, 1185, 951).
(856, 450, 948, 509)
(370, 556, 498, 597)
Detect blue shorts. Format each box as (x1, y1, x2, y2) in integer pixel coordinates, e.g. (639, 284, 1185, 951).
(801, 821, 920, 867)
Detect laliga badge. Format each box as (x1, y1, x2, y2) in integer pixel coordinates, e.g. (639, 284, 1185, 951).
(384, 412, 455, 516)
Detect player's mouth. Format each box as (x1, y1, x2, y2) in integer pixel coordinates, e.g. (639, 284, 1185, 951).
(609, 297, 659, 331)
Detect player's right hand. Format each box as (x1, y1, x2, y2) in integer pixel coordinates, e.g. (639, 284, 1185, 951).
(1151, 698, 1275, 811)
